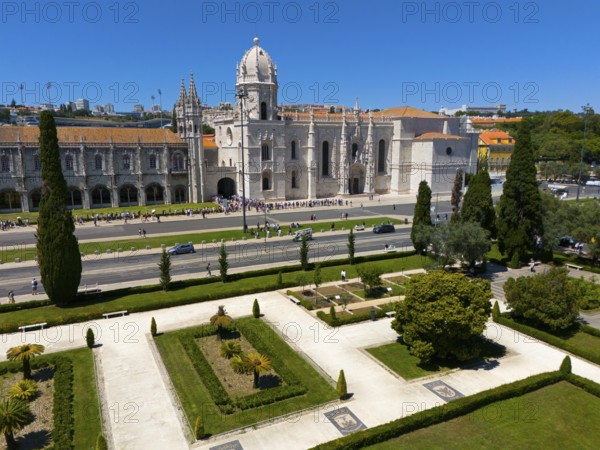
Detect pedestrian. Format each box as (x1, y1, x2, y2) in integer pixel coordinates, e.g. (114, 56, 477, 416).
(7, 290, 15, 304)
(31, 278, 38, 295)
(393, 204, 396, 210)
(206, 262, 212, 277)
(142, 229, 147, 238)
(341, 269, 346, 282)
(138, 228, 142, 238)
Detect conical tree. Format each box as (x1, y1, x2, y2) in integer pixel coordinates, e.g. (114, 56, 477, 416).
(497, 119, 544, 266)
(210, 305, 233, 341)
(35, 111, 82, 305)
(158, 249, 172, 291)
(461, 170, 497, 238)
(252, 299, 260, 318)
(6, 344, 45, 380)
(0, 399, 33, 449)
(347, 229, 356, 264)
(337, 369, 348, 400)
(300, 234, 310, 270)
(150, 317, 157, 337)
(218, 242, 229, 283)
(450, 168, 463, 222)
(86, 328, 95, 349)
(411, 180, 432, 254)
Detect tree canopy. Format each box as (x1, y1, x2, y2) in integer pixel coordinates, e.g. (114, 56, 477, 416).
(461, 170, 496, 238)
(411, 180, 432, 254)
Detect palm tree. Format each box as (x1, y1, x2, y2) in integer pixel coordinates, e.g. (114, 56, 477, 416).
(220, 341, 242, 359)
(231, 352, 272, 389)
(0, 398, 33, 449)
(210, 306, 233, 341)
(6, 344, 45, 380)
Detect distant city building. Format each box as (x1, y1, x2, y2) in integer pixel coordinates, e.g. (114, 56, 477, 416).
(133, 104, 144, 113)
(439, 104, 507, 117)
(75, 98, 90, 111)
(39, 103, 54, 111)
(151, 105, 162, 113)
(92, 103, 116, 116)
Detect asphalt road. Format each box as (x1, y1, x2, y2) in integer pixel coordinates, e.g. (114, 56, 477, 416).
(1, 228, 414, 296)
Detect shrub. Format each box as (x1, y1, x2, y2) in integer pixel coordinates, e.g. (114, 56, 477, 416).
(150, 317, 157, 337)
(194, 416, 205, 440)
(560, 355, 572, 375)
(96, 433, 108, 450)
(86, 328, 95, 349)
(337, 370, 347, 400)
(317, 309, 386, 327)
(8, 379, 39, 401)
(252, 299, 261, 318)
(330, 305, 337, 321)
(277, 271, 283, 288)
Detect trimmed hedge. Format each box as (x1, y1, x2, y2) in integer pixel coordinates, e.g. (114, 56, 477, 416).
(0, 299, 52, 313)
(566, 373, 600, 398)
(316, 308, 387, 327)
(495, 314, 600, 365)
(311, 371, 565, 450)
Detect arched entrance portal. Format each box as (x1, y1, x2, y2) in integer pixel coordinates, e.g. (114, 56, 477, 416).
(217, 178, 236, 198)
(348, 164, 365, 195)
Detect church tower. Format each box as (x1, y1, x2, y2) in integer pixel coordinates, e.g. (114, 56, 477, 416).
(235, 37, 278, 120)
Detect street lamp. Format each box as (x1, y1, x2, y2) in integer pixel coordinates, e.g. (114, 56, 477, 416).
(576, 104, 593, 202)
(236, 89, 248, 233)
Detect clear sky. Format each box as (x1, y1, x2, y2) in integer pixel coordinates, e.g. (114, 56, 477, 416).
(1, 0, 597, 113)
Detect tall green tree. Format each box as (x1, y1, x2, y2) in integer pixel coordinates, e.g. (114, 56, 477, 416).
(218, 242, 229, 282)
(411, 180, 432, 254)
(461, 170, 496, 238)
(392, 271, 492, 363)
(496, 119, 544, 266)
(299, 234, 310, 270)
(313, 264, 322, 303)
(158, 249, 172, 291)
(450, 168, 463, 222)
(347, 229, 356, 265)
(36, 111, 82, 305)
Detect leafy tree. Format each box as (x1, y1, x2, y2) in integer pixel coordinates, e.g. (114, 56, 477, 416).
(252, 298, 260, 318)
(194, 416, 205, 440)
(336, 369, 348, 400)
(428, 222, 455, 269)
(86, 328, 95, 349)
(356, 265, 383, 296)
(347, 229, 356, 264)
(96, 433, 108, 450)
(313, 264, 322, 303)
(218, 242, 229, 282)
(202, 123, 215, 134)
(299, 234, 310, 270)
(6, 344, 45, 380)
(231, 352, 272, 388)
(36, 111, 82, 305)
(220, 341, 242, 359)
(392, 271, 492, 363)
(0, 399, 33, 449)
(296, 273, 309, 294)
(497, 119, 544, 266)
(450, 168, 463, 221)
(411, 181, 432, 254)
(210, 305, 233, 341)
(448, 221, 490, 269)
(503, 267, 580, 332)
(158, 249, 172, 291)
(461, 170, 496, 238)
(150, 317, 157, 337)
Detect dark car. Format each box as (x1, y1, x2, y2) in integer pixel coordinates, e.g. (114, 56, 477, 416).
(168, 243, 196, 255)
(373, 224, 395, 234)
(559, 236, 575, 248)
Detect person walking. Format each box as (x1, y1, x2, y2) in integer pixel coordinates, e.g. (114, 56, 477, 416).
(138, 228, 142, 238)
(142, 229, 147, 238)
(7, 290, 15, 304)
(206, 262, 212, 277)
(31, 278, 38, 295)
(341, 269, 346, 282)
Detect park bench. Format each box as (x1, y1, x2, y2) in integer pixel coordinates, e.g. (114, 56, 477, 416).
(566, 263, 583, 270)
(18, 322, 47, 332)
(384, 245, 397, 253)
(385, 311, 396, 318)
(288, 295, 301, 305)
(78, 283, 101, 295)
(102, 310, 128, 319)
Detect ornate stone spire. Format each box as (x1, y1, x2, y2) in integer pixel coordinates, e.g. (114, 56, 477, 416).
(188, 72, 199, 104)
(178, 78, 187, 103)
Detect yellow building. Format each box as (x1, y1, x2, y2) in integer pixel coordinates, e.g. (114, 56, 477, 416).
(478, 130, 515, 174)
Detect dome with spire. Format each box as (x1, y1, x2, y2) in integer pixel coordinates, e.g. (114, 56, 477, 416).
(237, 36, 277, 84)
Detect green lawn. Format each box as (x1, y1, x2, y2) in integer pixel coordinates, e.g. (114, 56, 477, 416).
(366, 381, 600, 449)
(0, 216, 401, 263)
(0, 253, 428, 332)
(155, 317, 337, 436)
(367, 339, 505, 381)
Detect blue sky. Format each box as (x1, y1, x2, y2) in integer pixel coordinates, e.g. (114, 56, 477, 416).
(1, 0, 597, 113)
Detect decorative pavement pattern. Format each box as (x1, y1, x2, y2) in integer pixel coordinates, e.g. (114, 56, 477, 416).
(324, 407, 368, 436)
(209, 440, 243, 450)
(423, 380, 464, 402)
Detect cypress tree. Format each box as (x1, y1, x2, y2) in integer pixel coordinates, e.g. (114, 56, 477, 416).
(36, 111, 82, 305)
(86, 328, 95, 349)
(336, 369, 348, 400)
(158, 249, 171, 291)
(450, 168, 463, 221)
(411, 180, 432, 254)
(252, 299, 260, 318)
(347, 229, 356, 264)
(300, 234, 310, 270)
(218, 242, 229, 282)
(150, 317, 157, 337)
(497, 120, 543, 266)
(461, 170, 497, 238)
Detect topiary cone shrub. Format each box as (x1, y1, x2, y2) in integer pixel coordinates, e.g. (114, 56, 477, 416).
(337, 369, 348, 400)
(252, 299, 261, 318)
(560, 355, 572, 375)
(151, 317, 157, 337)
(86, 328, 95, 349)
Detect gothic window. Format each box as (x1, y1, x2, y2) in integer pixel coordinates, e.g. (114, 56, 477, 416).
(262, 170, 272, 190)
(291, 170, 298, 188)
(172, 153, 184, 170)
(352, 143, 358, 160)
(94, 154, 102, 170)
(123, 154, 131, 170)
(291, 140, 297, 160)
(145, 183, 164, 203)
(149, 154, 157, 169)
(261, 144, 271, 161)
(65, 154, 74, 171)
(378, 139, 386, 174)
(173, 186, 186, 203)
(1, 155, 9, 172)
(260, 102, 267, 120)
(322, 141, 330, 176)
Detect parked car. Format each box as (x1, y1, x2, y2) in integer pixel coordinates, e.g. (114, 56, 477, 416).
(373, 224, 395, 234)
(354, 224, 366, 231)
(167, 243, 195, 255)
(559, 236, 575, 248)
(293, 228, 313, 241)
